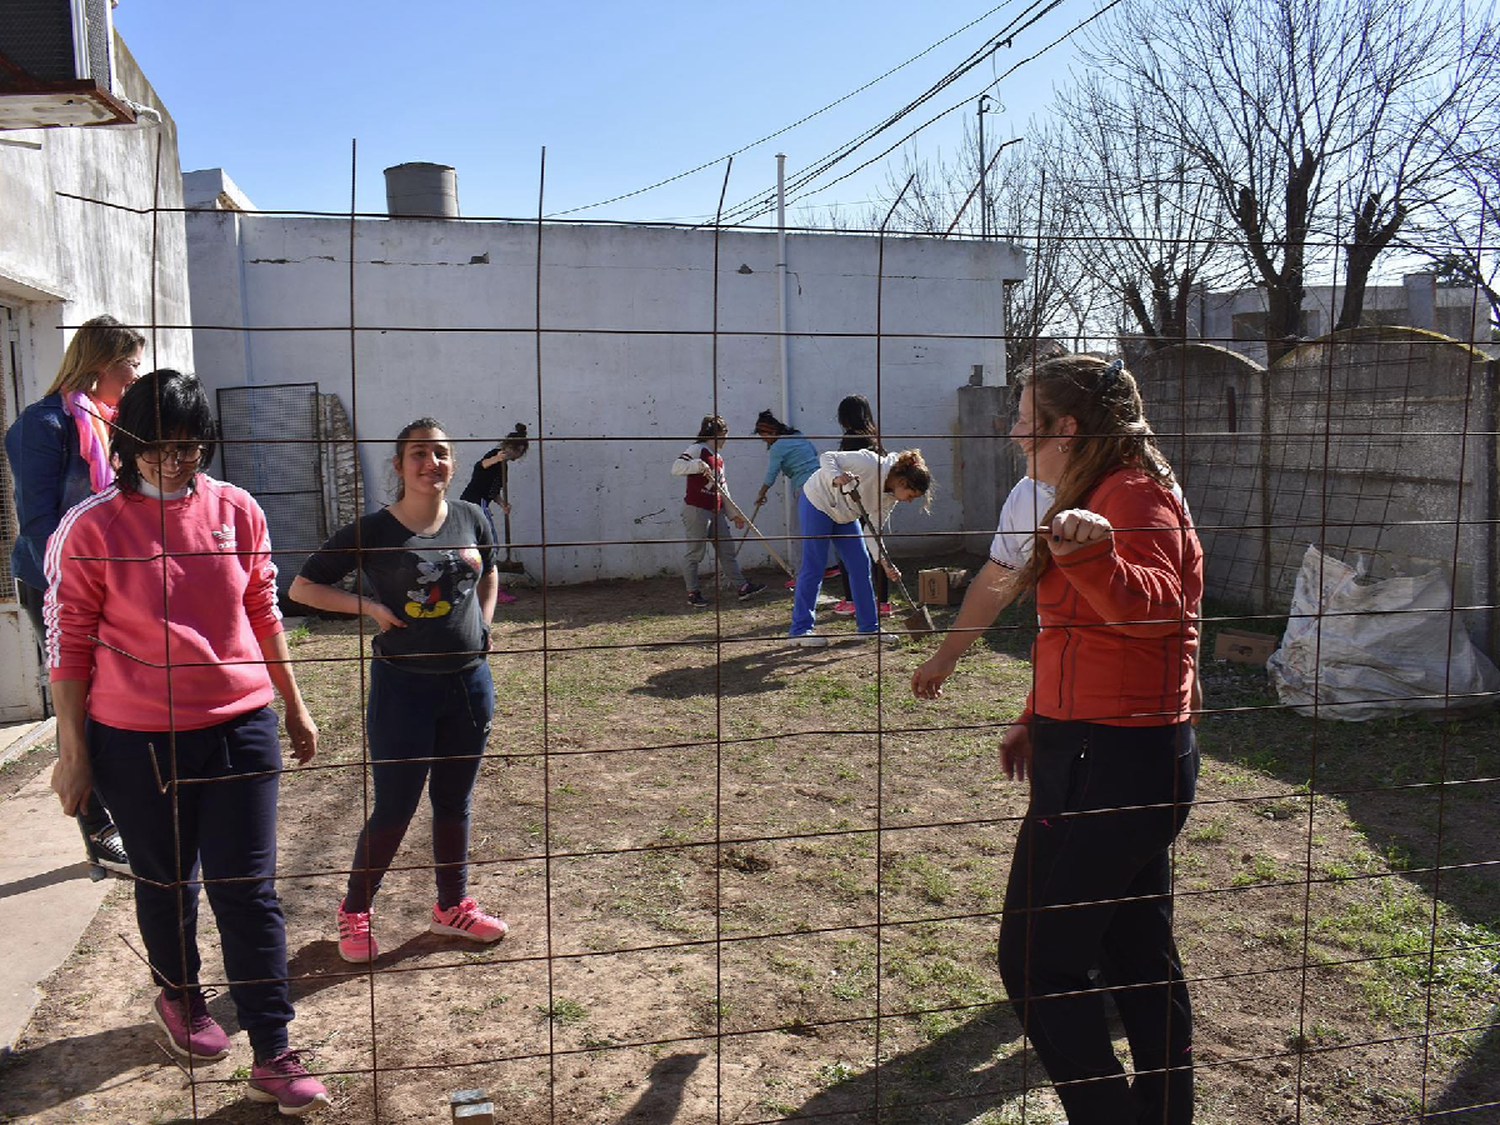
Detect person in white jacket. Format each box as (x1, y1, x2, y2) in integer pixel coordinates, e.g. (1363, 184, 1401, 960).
(791, 447, 931, 645)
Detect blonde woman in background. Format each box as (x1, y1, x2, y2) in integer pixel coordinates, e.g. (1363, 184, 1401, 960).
(4, 314, 144, 875)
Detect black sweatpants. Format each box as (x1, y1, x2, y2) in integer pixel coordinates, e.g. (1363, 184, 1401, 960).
(88, 706, 293, 1060)
(998, 719, 1197, 1125)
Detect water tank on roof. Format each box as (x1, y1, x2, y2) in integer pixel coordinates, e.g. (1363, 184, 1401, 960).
(384, 162, 459, 219)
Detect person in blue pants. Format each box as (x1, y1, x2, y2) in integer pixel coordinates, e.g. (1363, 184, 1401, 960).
(789, 447, 930, 646)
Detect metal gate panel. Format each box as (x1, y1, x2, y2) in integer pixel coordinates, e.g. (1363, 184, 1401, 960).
(215, 382, 326, 595)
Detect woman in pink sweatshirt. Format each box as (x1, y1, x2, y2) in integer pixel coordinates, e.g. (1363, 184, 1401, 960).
(45, 370, 329, 1116)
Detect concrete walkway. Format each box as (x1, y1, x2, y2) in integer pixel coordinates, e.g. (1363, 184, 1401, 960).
(0, 725, 114, 1055)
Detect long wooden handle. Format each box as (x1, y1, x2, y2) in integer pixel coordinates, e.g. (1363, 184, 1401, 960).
(740, 513, 793, 576)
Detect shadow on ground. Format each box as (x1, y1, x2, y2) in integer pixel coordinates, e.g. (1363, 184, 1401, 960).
(779, 1005, 1048, 1125)
(612, 1051, 708, 1123)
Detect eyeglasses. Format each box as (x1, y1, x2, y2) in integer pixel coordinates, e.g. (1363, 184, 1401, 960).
(139, 442, 206, 466)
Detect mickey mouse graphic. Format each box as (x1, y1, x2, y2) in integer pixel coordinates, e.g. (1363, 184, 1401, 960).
(403, 550, 483, 619)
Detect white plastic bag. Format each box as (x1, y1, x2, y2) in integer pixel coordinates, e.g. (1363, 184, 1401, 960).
(1267, 545, 1500, 720)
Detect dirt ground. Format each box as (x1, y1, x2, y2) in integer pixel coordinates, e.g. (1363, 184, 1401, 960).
(0, 570, 1495, 1124)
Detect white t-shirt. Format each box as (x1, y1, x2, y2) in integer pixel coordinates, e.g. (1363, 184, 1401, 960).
(989, 477, 1056, 570)
(988, 474, 1189, 571)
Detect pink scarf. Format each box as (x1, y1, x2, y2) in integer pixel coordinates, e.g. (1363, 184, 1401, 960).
(61, 391, 116, 492)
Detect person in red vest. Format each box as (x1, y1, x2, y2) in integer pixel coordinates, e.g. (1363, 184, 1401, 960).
(671, 414, 765, 608)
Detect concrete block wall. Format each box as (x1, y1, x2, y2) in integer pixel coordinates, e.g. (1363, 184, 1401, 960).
(1134, 330, 1498, 653)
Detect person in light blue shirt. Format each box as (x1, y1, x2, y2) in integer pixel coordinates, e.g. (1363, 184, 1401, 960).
(753, 409, 832, 578)
(752, 409, 821, 506)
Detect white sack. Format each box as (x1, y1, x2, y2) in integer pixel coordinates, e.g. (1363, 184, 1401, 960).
(1267, 545, 1500, 720)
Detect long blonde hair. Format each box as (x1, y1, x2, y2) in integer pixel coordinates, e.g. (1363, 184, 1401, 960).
(45, 315, 146, 396)
(1007, 354, 1177, 596)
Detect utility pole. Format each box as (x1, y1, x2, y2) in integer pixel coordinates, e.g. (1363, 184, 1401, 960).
(977, 94, 993, 240)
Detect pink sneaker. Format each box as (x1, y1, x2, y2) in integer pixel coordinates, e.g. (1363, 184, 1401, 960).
(247, 1049, 331, 1116)
(152, 988, 231, 1061)
(495, 588, 518, 604)
(831, 600, 856, 616)
(431, 897, 508, 943)
(877, 602, 895, 617)
(336, 899, 378, 963)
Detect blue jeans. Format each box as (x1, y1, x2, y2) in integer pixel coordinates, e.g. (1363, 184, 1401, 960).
(344, 659, 495, 912)
(88, 706, 293, 1061)
(790, 491, 877, 635)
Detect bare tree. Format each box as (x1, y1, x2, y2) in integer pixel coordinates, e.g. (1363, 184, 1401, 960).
(1415, 155, 1500, 343)
(1332, 5, 1500, 329)
(872, 135, 1097, 362)
(1048, 80, 1237, 355)
(1093, 0, 1499, 361)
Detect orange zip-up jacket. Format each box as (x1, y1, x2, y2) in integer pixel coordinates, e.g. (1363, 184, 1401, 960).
(1020, 467, 1202, 727)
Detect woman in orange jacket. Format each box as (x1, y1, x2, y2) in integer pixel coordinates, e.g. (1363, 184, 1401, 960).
(998, 354, 1201, 1124)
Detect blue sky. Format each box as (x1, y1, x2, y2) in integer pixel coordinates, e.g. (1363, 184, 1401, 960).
(111, 0, 1082, 226)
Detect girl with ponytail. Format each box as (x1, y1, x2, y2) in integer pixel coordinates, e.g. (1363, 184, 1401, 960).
(789, 445, 931, 646)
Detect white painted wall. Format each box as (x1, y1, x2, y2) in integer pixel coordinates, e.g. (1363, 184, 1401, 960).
(0, 35, 194, 721)
(186, 209, 1025, 583)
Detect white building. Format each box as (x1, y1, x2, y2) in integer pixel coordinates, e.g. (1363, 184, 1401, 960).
(0, 31, 194, 722)
(184, 173, 1027, 584)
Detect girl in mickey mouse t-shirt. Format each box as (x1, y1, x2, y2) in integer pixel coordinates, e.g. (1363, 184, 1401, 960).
(291, 417, 507, 964)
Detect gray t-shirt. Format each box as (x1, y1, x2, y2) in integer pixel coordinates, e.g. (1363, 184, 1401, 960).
(299, 501, 494, 672)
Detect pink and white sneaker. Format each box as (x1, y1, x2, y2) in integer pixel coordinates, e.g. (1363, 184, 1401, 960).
(430, 897, 508, 943)
(831, 599, 856, 616)
(247, 1049, 331, 1116)
(495, 588, 518, 604)
(336, 899, 378, 963)
(152, 988, 230, 1061)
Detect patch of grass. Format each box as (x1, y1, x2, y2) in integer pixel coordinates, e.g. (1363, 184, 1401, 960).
(1312, 878, 1500, 1032)
(1230, 853, 1296, 886)
(1186, 819, 1226, 844)
(886, 929, 1002, 1009)
(892, 854, 954, 905)
(538, 997, 589, 1025)
(814, 1059, 857, 1087)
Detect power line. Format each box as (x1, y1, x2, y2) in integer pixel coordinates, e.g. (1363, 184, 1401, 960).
(545, 0, 1029, 218)
(728, 0, 1124, 226)
(717, 0, 1067, 225)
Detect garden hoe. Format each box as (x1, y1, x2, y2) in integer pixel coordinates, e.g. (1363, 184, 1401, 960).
(494, 476, 526, 575)
(847, 485, 935, 637)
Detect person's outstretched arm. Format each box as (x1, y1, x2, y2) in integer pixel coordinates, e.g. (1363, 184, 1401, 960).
(911, 560, 1016, 698)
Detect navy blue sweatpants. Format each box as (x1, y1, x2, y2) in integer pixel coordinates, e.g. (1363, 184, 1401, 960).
(343, 658, 494, 913)
(998, 720, 1197, 1125)
(88, 706, 292, 1060)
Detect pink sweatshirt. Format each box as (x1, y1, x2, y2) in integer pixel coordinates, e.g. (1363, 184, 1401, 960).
(44, 476, 282, 731)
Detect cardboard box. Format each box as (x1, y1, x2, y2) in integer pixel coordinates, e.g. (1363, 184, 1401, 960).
(918, 567, 971, 606)
(1213, 628, 1278, 665)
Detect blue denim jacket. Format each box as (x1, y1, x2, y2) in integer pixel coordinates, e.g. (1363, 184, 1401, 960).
(5, 393, 94, 592)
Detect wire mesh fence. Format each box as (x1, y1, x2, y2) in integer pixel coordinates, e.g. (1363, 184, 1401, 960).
(2, 131, 1498, 1125)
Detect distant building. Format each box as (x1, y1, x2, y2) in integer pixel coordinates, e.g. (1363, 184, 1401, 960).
(1126, 275, 1495, 365)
